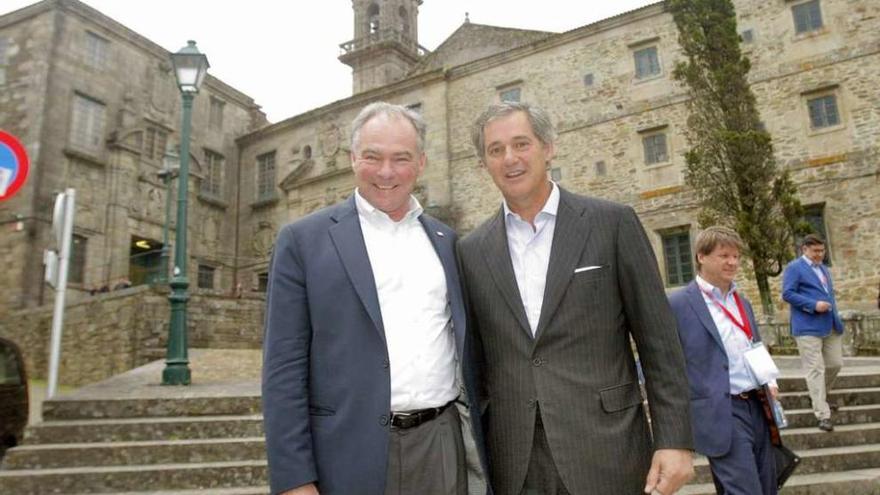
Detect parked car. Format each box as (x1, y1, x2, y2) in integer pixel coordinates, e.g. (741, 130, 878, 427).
(0, 337, 28, 461)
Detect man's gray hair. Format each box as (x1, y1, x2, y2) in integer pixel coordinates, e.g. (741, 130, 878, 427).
(471, 102, 557, 161)
(351, 102, 427, 153)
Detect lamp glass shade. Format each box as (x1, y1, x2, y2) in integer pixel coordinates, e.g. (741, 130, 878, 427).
(170, 40, 209, 92)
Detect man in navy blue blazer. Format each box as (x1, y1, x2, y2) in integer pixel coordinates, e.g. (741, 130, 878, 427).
(669, 226, 778, 494)
(782, 234, 844, 432)
(261, 102, 487, 495)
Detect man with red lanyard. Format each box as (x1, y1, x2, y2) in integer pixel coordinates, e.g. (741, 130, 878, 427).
(669, 226, 779, 495)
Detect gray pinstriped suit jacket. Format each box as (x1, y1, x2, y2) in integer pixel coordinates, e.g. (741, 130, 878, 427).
(459, 188, 692, 494)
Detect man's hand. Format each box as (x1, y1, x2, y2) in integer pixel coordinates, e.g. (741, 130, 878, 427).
(281, 483, 319, 495)
(768, 384, 779, 401)
(815, 301, 831, 313)
(644, 448, 694, 494)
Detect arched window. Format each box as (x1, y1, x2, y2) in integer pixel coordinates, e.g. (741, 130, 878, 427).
(368, 4, 380, 34)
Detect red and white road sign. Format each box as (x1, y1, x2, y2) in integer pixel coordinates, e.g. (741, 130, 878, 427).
(0, 130, 30, 201)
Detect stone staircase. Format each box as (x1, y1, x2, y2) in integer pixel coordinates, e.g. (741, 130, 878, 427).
(681, 371, 880, 494)
(0, 394, 269, 494)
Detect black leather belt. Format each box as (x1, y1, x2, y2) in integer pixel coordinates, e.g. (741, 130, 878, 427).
(732, 389, 760, 400)
(390, 401, 452, 429)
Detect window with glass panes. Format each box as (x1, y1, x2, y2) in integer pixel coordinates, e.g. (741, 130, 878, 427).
(84, 31, 108, 69)
(642, 133, 668, 165)
(209, 97, 225, 130)
(69, 234, 87, 284)
(70, 94, 106, 154)
(197, 264, 215, 289)
(633, 46, 661, 79)
(499, 87, 521, 102)
(201, 150, 224, 198)
(256, 152, 276, 201)
(662, 230, 693, 286)
(793, 0, 823, 34)
(807, 94, 839, 129)
(143, 127, 168, 161)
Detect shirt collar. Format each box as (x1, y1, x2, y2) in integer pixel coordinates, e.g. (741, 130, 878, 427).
(354, 189, 423, 224)
(801, 254, 822, 268)
(695, 274, 737, 300)
(503, 181, 560, 221)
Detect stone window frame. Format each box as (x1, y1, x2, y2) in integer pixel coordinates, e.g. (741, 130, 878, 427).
(639, 125, 671, 166)
(209, 96, 225, 131)
(69, 92, 107, 156)
(790, 0, 824, 36)
(659, 226, 694, 288)
(84, 30, 110, 70)
(143, 125, 169, 162)
(256, 151, 277, 202)
(197, 263, 216, 289)
(497, 80, 523, 103)
(630, 39, 663, 82)
(200, 148, 225, 199)
(802, 85, 845, 136)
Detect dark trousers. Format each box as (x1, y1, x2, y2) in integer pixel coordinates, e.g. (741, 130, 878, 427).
(521, 408, 571, 495)
(385, 404, 467, 495)
(709, 395, 777, 495)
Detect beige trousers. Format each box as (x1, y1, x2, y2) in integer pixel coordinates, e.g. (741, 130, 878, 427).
(795, 333, 844, 420)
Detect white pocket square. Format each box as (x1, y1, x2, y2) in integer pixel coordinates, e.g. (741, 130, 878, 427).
(574, 265, 603, 274)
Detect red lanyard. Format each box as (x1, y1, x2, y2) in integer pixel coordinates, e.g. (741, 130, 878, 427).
(702, 288, 753, 341)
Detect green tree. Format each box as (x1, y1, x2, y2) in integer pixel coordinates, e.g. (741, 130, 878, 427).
(668, 0, 806, 315)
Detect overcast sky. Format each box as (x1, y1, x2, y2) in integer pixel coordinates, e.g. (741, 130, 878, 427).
(2, 0, 658, 122)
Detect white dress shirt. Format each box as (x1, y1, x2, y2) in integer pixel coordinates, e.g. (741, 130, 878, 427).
(355, 190, 458, 411)
(504, 182, 560, 336)
(802, 255, 829, 292)
(695, 275, 762, 394)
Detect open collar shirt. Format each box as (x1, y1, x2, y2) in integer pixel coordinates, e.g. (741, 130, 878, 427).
(354, 190, 457, 411)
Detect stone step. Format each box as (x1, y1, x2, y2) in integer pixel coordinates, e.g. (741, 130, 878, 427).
(2, 437, 266, 470)
(0, 460, 267, 494)
(786, 404, 880, 428)
(23, 415, 264, 444)
(780, 387, 880, 410)
(692, 443, 880, 484)
(680, 468, 880, 494)
(42, 396, 262, 420)
(777, 374, 880, 393)
(782, 423, 880, 450)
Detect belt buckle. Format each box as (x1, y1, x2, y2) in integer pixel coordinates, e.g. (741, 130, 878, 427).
(737, 391, 751, 400)
(391, 411, 418, 429)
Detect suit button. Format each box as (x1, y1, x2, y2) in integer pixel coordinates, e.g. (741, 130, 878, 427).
(380, 415, 388, 426)
(532, 357, 543, 367)
(382, 359, 389, 369)
(527, 399, 536, 409)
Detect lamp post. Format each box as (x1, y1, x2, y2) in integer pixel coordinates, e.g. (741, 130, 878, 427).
(163, 40, 209, 386)
(158, 147, 179, 284)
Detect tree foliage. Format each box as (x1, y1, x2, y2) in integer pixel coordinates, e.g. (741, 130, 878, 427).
(668, 0, 806, 315)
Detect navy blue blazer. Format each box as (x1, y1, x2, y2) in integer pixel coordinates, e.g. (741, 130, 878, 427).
(261, 196, 488, 495)
(782, 257, 844, 337)
(668, 280, 763, 457)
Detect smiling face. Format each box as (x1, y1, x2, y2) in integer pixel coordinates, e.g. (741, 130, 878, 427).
(351, 113, 426, 221)
(481, 111, 554, 215)
(698, 243, 741, 292)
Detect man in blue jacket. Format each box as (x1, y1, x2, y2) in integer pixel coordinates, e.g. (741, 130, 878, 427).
(669, 226, 778, 494)
(782, 234, 844, 432)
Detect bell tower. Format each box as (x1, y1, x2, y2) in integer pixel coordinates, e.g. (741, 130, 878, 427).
(339, 0, 426, 94)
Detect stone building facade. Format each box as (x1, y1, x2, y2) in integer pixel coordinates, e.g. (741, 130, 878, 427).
(0, 0, 266, 314)
(2, 0, 878, 317)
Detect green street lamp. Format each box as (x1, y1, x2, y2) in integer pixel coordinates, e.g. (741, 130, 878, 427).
(163, 40, 209, 386)
(157, 146, 179, 285)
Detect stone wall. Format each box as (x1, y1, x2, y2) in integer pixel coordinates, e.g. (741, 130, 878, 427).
(760, 310, 880, 356)
(0, 285, 265, 387)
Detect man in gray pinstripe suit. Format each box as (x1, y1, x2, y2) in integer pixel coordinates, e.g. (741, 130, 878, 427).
(459, 102, 694, 495)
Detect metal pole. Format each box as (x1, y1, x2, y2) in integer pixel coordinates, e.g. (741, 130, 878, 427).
(47, 188, 75, 399)
(162, 92, 193, 385)
(159, 173, 173, 284)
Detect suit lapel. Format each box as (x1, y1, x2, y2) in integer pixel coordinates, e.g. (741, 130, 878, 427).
(800, 257, 828, 292)
(479, 208, 532, 336)
(419, 215, 466, 357)
(685, 282, 726, 352)
(328, 197, 385, 341)
(534, 190, 593, 339)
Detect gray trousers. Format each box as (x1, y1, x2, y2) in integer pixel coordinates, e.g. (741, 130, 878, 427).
(795, 333, 844, 420)
(521, 408, 571, 495)
(385, 405, 467, 495)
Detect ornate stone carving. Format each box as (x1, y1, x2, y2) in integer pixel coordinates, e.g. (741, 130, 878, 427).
(251, 221, 275, 257)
